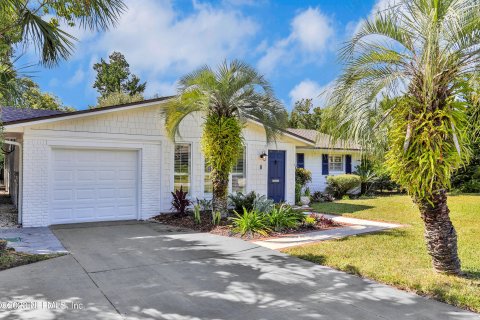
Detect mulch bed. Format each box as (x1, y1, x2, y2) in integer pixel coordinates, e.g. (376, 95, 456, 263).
(152, 212, 345, 240)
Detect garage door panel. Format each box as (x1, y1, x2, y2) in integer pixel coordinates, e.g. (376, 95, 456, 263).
(50, 149, 139, 224)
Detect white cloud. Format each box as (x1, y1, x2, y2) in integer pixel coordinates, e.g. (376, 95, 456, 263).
(349, 0, 398, 36)
(289, 79, 333, 108)
(67, 68, 86, 86)
(291, 8, 334, 53)
(145, 80, 177, 97)
(257, 7, 334, 74)
(89, 0, 257, 77)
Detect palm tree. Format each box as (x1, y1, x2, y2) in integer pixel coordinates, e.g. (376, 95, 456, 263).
(0, 0, 126, 103)
(1, 0, 126, 66)
(323, 0, 480, 274)
(163, 60, 287, 215)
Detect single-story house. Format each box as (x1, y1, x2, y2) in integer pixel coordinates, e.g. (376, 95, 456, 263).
(1, 98, 361, 227)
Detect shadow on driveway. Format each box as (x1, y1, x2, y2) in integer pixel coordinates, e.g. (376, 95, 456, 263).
(0, 221, 477, 320)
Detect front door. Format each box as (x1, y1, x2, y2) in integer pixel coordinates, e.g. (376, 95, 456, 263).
(268, 150, 286, 202)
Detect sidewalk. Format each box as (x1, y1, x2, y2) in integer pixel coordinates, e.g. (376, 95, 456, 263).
(252, 213, 402, 250)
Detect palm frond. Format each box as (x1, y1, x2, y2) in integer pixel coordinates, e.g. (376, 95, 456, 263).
(164, 60, 286, 143)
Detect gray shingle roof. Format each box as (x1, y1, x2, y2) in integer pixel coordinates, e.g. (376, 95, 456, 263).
(287, 128, 361, 150)
(1, 106, 67, 123)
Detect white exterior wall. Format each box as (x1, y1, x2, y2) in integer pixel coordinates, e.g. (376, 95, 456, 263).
(299, 149, 362, 193)
(15, 103, 304, 227)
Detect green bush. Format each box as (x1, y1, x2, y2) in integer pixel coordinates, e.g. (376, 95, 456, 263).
(231, 208, 270, 236)
(0, 240, 7, 252)
(451, 143, 480, 193)
(264, 204, 301, 232)
(295, 183, 302, 204)
(228, 191, 257, 212)
(326, 174, 361, 198)
(295, 168, 312, 187)
(295, 168, 312, 203)
(303, 215, 316, 227)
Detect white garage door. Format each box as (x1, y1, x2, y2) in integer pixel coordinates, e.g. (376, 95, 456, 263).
(49, 148, 138, 224)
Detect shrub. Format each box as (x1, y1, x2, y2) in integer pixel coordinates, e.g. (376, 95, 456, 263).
(195, 198, 212, 213)
(303, 215, 316, 227)
(228, 191, 257, 212)
(0, 240, 7, 252)
(231, 208, 270, 236)
(326, 174, 361, 198)
(295, 183, 302, 204)
(311, 191, 335, 202)
(193, 204, 201, 224)
(264, 204, 300, 232)
(212, 211, 222, 225)
(171, 186, 191, 216)
(253, 194, 274, 214)
(295, 168, 312, 187)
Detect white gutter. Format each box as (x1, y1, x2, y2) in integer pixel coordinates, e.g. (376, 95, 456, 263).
(3, 140, 22, 225)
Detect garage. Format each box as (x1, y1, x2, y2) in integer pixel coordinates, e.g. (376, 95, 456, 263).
(49, 148, 139, 224)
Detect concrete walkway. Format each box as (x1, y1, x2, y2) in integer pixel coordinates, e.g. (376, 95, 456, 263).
(253, 213, 402, 250)
(0, 221, 477, 320)
(0, 227, 67, 254)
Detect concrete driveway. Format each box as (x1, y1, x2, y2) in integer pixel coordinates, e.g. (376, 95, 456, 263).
(0, 221, 478, 320)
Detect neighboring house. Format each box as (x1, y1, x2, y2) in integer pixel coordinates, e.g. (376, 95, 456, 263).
(1, 98, 361, 227)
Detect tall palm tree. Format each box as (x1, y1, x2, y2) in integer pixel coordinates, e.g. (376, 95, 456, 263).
(323, 0, 480, 274)
(163, 60, 288, 215)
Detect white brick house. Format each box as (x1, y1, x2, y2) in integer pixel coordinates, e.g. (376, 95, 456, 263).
(2, 98, 361, 227)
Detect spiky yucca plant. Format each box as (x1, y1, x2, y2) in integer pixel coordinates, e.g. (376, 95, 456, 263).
(323, 0, 480, 274)
(163, 60, 287, 215)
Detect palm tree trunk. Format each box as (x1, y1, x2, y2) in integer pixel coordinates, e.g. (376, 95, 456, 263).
(212, 170, 229, 216)
(416, 189, 461, 275)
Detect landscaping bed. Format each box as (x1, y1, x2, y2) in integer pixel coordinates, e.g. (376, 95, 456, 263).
(153, 211, 344, 240)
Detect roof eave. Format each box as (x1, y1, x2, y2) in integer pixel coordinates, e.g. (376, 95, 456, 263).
(3, 96, 174, 128)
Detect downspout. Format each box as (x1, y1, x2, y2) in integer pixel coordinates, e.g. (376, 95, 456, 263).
(3, 140, 22, 225)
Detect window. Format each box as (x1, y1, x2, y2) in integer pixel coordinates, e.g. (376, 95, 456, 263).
(204, 162, 213, 194)
(232, 148, 246, 193)
(329, 155, 343, 172)
(296, 153, 305, 168)
(174, 144, 191, 192)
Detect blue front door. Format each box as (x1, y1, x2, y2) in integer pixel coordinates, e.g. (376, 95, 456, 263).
(268, 150, 286, 202)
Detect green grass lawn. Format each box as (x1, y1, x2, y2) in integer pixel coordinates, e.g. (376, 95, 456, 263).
(284, 194, 480, 313)
(0, 250, 61, 271)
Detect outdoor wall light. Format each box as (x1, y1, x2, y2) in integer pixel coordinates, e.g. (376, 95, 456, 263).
(260, 151, 268, 161)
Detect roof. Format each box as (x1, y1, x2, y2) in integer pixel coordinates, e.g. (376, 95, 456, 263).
(1, 100, 346, 148)
(1, 106, 66, 123)
(287, 128, 361, 150)
(1, 96, 174, 126)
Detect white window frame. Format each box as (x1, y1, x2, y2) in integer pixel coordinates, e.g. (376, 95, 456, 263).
(230, 147, 247, 194)
(329, 155, 344, 172)
(204, 159, 213, 197)
(174, 143, 191, 192)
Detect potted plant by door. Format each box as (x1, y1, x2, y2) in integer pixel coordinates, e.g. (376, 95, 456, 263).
(300, 187, 311, 206)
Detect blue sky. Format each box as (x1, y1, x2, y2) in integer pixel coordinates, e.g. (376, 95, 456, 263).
(20, 0, 385, 111)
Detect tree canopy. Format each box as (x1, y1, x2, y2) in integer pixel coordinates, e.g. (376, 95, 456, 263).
(288, 99, 323, 130)
(1, 78, 74, 111)
(93, 51, 146, 99)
